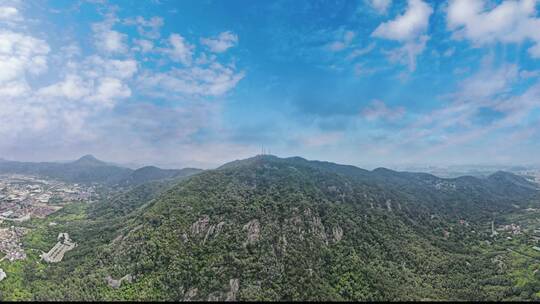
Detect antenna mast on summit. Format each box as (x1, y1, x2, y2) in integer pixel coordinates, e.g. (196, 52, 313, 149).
(260, 145, 270, 156)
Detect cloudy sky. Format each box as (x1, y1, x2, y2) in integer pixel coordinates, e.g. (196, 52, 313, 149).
(1, 0, 540, 169)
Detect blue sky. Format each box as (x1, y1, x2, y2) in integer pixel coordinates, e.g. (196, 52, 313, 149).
(1, 0, 540, 169)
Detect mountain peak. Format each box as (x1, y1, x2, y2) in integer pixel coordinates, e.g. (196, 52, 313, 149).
(135, 165, 161, 171)
(72, 154, 106, 166)
(372, 167, 395, 174)
(218, 154, 280, 169)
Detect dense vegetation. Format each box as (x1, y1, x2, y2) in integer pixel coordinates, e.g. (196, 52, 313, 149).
(118, 166, 203, 186)
(0, 155, 539, 301)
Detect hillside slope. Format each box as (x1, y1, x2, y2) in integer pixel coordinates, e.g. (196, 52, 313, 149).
(17, 156, 539, 301)
(118, 166, 203, 186)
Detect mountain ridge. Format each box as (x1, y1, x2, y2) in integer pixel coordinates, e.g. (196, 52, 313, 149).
(0, 155, 203, 185)
(5, 154, 540, 301)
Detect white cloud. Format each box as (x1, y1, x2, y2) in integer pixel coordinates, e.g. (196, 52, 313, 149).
(37, 56, 137, 105)
(528, 42, 540, 58)
(1, 49, 138, 146)
(447, 0, 540, 58)
(98, 29, 128, 54)
(0, 2, 247, 165)
(384, 35, 428, 72)
(133, 39, 154, 53)
(102, 58, 138, 79)
(109, 102, 218, 143)
(0, 30, 49, 83)
(415, 81, 540, 161)
(403, 62, 520, 133)
(347, 42, 376, 60)
(455, 63, 518, 102)
(362, 100, 405, 121)
(37, 74, 90, 100)
(520, 69, 540, 79)
(0, 6, 19, 20)
(60, 44, 81, 58)
(0, 80, 29, 97)
(372, 0, 433, 71)
(89, 77, 132, 107)
(327, 30, 355, 52)
(301, 131, 344, 147)
(382, 59, 540, 164)
(353, 63, 379, 77)
(92, 14, 129, 55)
(124, 16, 163, 39)
(372, 0, 432, 41)
(367, 0, 391, 14)
(443, 47, 455, 57)
(165, 33, 194, 65)
(138, 62, 244, 98)
(201, 31, 238, 53)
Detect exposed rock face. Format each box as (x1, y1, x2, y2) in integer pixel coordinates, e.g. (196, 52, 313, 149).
(226, 278, 240, 301)
(278, 235, 288, 254)
(203, 221, 226, 244)
(310, 215, 327, 244)
(207, 293, 220, 301)
(443, 230, 450, 239)
(386, 199, 392, 212)
(123, 274, 133, 283)
(191, 215, 210, 236)
(111, 234, 123, 245)
(190, 216, 226, 244)
(0, 268, 6, 281)
(243, 219, 260, 246)
(184, 287, 198, 301)
(105, 276, 119, 288)
(332, 226, 343, 242)
(203, 224, 215, 244)
(105, 274, 132, 289)
(292, 208, 329, 244)
(215, 221, 225, 235)
(289, 215, 302, 226)
(125, 224, 143, 239)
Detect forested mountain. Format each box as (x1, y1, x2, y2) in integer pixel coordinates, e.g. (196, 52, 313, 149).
(0, 155, 202, 186)
(10, 155, 539, 301)
(119, 166, 203, 186)
(223, 156, 539, 219)
(0, 155, 132, 184)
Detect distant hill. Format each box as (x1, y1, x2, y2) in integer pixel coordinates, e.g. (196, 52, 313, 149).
(71, 154, 108, 167)
(120, 166, 203, 186)
(0, 155, 202, 185)
(0, 155, 131, 183)
(25, 155, 539, 301)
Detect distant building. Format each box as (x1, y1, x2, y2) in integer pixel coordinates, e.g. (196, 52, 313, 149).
(491, 221, 498, 237)
(41, 232, 77, 263)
